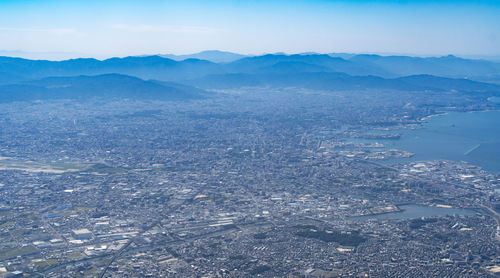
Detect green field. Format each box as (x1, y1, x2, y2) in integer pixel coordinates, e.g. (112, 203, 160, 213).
(0, 160, 87, 173)
(0, 246, 39, 260)
(0, 160, 124, 174)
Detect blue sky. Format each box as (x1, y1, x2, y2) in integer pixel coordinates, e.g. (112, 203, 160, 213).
(0, 0, 499, 59)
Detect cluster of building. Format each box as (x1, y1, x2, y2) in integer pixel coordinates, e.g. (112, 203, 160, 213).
(0, 89, 499, 277)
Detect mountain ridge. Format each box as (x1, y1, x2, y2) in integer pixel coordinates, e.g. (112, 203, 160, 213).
(160, 50, 247, 63)
(0, 73, 208, 103)
(1, 53, 500, 85)
(184, 72, 500, 93)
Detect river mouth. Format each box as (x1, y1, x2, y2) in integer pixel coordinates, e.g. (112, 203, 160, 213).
(349, 204, 477, 221)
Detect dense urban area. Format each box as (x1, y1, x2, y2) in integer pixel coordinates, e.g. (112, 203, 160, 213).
(0, 85, 499, 277)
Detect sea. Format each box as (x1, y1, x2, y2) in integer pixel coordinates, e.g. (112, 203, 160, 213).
(355, 109, 500, 174)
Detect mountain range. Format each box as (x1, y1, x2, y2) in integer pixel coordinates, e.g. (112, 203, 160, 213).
(185, 72, 500, 93)
(0, 74, 207, 103)
(1, 52, 500, 103)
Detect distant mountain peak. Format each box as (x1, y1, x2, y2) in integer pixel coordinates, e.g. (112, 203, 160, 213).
(159, 50, 247, 63)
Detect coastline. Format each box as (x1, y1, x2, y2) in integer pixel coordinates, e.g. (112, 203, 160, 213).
(419, 112, 448, 122)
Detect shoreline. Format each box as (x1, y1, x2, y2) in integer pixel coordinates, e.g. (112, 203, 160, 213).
(419, 112, 448, 122)
(419, 107, 500, 122)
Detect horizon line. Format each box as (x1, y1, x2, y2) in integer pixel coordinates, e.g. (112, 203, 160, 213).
(1, 50, 500, 62)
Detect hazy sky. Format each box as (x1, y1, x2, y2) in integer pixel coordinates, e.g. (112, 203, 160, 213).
(0, 0, 499, 59)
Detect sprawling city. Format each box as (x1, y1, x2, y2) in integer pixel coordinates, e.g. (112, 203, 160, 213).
(1, 0, 500, 277)
(0, 83, 499, 277)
